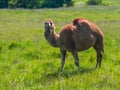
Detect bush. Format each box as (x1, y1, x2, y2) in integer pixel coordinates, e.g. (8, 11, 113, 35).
(0, 0, 8, 8)
(87, 0, 102, 5)
(16, 0, 42, 9)
(64, 0, 74, 7)
(8, 0, 17, 8)
(41, 0, 74, 8)
(0, 0, 74, 8)
(41, 0, 64, 8)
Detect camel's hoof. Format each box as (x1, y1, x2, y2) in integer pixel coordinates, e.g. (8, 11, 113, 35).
(58, 67, 63, 72)
(78, 66, 80, 71)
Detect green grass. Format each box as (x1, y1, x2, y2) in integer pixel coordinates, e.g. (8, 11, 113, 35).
(0, 4, 120, 90)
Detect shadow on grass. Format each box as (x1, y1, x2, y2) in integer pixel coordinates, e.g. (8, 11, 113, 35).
(39, 67, 95, 84)
(62, 67, 95, 78)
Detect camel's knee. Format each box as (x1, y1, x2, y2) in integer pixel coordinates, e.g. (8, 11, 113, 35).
(98, 52, 102, 59)
(75, 61, 80, 70)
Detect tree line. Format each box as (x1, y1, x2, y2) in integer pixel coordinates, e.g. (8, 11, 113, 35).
(0, 0, 74, 9)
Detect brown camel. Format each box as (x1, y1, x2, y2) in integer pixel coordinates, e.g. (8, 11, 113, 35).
(44, 18, 104, 71)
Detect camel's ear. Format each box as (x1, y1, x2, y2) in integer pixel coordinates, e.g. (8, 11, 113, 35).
(51, 23, 55, 29)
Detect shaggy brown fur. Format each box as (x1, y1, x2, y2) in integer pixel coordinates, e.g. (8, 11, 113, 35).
(44, 18, 104, 71)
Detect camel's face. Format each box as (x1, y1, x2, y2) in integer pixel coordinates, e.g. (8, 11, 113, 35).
(44, 20, 55, 35)
(45, 21, 52, 28)
(45, 20, 55, 30)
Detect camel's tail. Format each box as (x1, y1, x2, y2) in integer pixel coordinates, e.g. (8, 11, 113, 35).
(94, 33, 104, 54)
(101, 43, 104, 54)
(99, 35, 104, 54)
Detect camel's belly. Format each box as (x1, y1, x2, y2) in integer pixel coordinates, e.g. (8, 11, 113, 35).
(61, 37, 96, 52)
(60, 31, 97, 52)
(75, 34, 97, 51)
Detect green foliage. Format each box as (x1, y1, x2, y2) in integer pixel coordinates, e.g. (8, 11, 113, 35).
(0, 0, 8, 8)
(41, 0, 74, 8)
(16, 0, 41, 9)
(8, 0, 17, 8)
(87, 0, 102, 5)
(0, 0, 74, 8)
(41, 0, 64, 8)
(64, 0, 74, 7)
(6, 0, 42, 9)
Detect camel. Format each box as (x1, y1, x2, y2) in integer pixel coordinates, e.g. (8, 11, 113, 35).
(44, 18, 104, 71)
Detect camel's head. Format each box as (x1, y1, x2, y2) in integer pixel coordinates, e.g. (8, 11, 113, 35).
(45, 20, 55, 30)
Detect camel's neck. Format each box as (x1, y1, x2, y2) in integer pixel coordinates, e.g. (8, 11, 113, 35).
(44, 28, 60, 47)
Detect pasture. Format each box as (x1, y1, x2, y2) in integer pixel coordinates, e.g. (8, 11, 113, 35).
(0, 4, 120, 90)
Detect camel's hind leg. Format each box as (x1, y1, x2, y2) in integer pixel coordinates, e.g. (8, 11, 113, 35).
(95, 49, 103, 68)
(94, 35, 104, 68)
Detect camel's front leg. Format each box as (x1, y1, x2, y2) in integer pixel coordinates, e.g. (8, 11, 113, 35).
(60, 48, 66, 71)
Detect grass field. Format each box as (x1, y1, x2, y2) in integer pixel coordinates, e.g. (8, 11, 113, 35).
(0, 2, 120, 90)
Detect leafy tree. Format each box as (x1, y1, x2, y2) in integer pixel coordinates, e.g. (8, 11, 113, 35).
(41, 0, 64, 8)
(87, 0, 102, 5)
(64, 0, 74, 7)
(0, 0, 74, 9)
(14, 0, 41, 9)
(0, 0, 8, 8)
(8, 0, 17, 8)
(17, 0, 29, 8)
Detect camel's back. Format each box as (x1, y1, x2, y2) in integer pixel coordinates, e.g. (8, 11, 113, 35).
(73, 18, 103, 35)
(72, 18, 103, 51)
